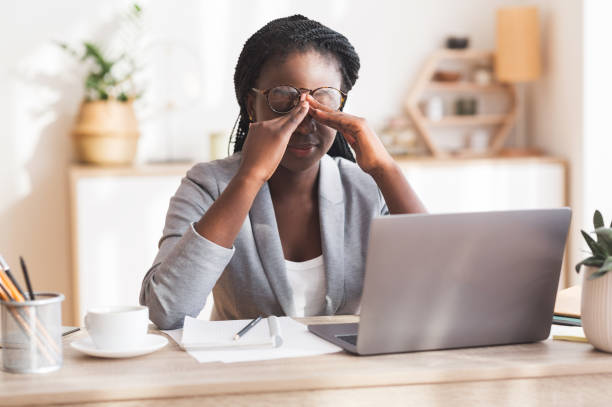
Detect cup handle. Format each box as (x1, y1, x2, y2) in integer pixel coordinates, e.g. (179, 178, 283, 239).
(84, 314, 91, 331)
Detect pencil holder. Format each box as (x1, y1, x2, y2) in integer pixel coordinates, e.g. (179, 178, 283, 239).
(1, 292, 65, 373)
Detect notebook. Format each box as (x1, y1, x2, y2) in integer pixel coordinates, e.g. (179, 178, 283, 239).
(162, 316, 341, 363)
(180, 316, 282, 350)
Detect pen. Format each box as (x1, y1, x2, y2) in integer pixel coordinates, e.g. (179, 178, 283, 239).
(20, 256, 35, 300)
(233, 316, 262, 341)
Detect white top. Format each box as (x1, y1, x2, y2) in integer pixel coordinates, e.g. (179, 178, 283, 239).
(285, 255, 326, 317)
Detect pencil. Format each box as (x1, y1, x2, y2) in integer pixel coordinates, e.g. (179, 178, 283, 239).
(0, 277, 57, 364)
(233, 316, 263, 341)
(0, 281, 13, 301)
(20, 257, 35, 300)
(0, 269, 24, 302)
(5, 269, 26, 299)
(0, 261, 61, 360)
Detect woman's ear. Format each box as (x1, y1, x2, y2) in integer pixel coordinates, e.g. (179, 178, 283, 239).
(246, 92, 255, 122)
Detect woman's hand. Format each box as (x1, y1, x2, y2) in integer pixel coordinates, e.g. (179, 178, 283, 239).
(306, 95, 394, 175)
(237, 98, 310, 183)
(308, 94, 426, 214)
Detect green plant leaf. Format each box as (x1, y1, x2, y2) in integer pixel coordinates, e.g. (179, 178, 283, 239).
(600, 256, 612, 271)
(581, 230, 607, 257)
(586, 256, 612, 280)
(594, 210, 604, 229)
(587, 269, 609, 280)
(58, 2, 143, 102)
(594, 227, 612, 254)
(575, 256, 605, 273)
(83, 42, 113, 75)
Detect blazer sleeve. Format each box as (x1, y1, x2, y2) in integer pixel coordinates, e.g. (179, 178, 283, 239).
(139, 164, 235, 329)
(378, 188, 390, 216)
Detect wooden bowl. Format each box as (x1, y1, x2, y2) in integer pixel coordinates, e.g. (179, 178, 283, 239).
(432, 70, 462, 82)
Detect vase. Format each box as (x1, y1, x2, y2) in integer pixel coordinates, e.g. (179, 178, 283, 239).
(72, 100, 140, 165)
(581, 266, 612, 352)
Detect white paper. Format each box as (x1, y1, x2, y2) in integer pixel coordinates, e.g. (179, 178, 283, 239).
(181, 316, 275, 348)
(548, 325, 586, 340)
(162, 317, 342, 363)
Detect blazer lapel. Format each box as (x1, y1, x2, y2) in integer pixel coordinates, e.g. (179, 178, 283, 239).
(248, 155, 346, 316)
(249, 182, 295, 316)
(318, 155, 346, 314)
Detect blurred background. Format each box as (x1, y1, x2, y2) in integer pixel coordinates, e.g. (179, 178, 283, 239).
(0, 0, 609, 325)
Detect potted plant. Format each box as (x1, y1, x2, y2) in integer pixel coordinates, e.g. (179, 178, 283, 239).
(575, 210, 612, 352)
(59, 4, 143, 165)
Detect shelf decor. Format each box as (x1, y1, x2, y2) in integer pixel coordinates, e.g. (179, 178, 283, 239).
(60, 3, 145, 165)
(405, 49, 518, 158)
(495, 6, 542, 152)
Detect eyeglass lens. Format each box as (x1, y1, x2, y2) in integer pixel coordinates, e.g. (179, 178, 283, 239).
(267, 86, 342, 113)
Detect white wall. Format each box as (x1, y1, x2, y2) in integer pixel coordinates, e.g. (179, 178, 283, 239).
(529, 0, 584, 285)
(135, 0, 533, 162)
(583, 0, 612, 269)
(0, 0, 574, 323)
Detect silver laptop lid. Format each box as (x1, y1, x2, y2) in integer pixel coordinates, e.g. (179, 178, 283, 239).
(357, 208, 571, 355)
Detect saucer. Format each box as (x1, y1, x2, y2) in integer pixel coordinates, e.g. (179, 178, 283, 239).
(70, 334, 168, 358)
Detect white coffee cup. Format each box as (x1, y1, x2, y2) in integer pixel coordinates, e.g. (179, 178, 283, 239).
(85, 306, 149, 350)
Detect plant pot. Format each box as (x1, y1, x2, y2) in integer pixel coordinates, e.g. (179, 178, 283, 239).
(72, 100, 140, 165)
(581, 266, 612, 352)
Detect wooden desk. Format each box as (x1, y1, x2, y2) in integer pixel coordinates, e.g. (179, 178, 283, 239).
(2, 316, 612, 406)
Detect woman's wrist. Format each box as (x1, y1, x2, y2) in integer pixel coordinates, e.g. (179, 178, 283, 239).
(366, 157, 398, 182)
(234, 168, 268, 189)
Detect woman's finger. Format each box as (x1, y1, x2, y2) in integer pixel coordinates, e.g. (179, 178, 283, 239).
(309, 106, 360, 134)
(305, 94, 336, 113)
(277, 101, 310, 134)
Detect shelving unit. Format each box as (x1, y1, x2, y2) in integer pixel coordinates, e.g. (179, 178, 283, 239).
(405, 49, 517, 158)
(424, 114, 507, 127)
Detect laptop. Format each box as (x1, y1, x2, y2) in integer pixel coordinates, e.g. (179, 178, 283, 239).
(308, 208, 571, 355)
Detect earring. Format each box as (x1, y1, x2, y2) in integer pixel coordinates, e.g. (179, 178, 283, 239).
(248, 113, 253, 122)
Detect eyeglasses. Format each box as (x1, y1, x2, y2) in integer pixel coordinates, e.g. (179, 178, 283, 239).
(252, 85, 347, 114)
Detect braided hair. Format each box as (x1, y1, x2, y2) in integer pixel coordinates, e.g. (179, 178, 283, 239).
(231, 15, 359, 162)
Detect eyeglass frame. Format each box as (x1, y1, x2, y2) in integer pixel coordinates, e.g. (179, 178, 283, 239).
(251, 85, 348, 114)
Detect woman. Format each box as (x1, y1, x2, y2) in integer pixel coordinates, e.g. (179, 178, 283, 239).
(140, 15, 426, 329)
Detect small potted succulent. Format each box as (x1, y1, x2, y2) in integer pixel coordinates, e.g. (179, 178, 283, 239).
(575, 210, 612, 352)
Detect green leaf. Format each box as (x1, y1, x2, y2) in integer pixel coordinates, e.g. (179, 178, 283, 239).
(575, 256, 605, 273)
(83, 42, 113, 75)
(594, 210, 604, 229)
(600, 256, 612, 272)
(581, 230, 607, 257)
(594, 227, 612, 254)
(587, 269, 608, 280)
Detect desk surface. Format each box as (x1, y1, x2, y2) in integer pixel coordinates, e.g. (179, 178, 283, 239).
(2, 316, 612, 406)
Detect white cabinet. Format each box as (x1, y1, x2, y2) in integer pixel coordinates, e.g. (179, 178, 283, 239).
(70, 165, 190, 325)
(69, 157, 566, 324)
(397, 157, 566, 213)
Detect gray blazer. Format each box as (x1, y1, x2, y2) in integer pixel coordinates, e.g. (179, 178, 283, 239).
(140, 153, 389, 329)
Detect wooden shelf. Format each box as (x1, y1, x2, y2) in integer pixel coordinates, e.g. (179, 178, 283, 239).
(425, 114, 507, 127)
(433, 49, 494, 60)
(427, 82, 508, 93)
(405, 49, 517, 157)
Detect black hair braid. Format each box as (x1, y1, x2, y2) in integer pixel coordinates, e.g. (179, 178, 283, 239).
(231, 15, 360, 162)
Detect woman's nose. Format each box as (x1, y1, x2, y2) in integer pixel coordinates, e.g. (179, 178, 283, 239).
(294, 113, 316, 135)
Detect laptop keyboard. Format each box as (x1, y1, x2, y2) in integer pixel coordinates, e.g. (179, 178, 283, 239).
(336, 334, 358, 346)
